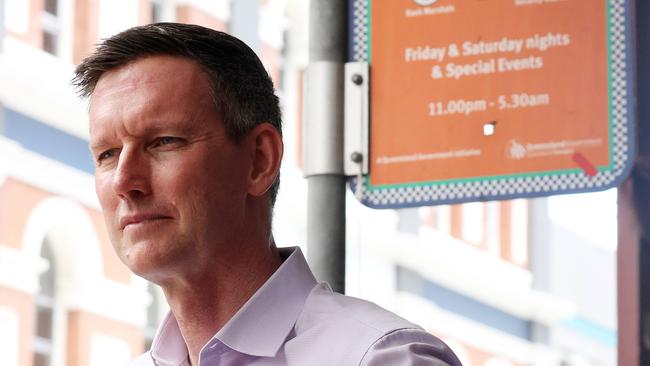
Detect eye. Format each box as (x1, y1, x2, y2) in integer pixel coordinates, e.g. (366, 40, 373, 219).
(96, 149, 118, 164)
(150, 136, 182, 148)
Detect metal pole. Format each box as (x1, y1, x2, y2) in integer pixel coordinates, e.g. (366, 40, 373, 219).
(618, 1, 650, 365)
(528, 198, 550, 344)
(304, 0, 347, 293)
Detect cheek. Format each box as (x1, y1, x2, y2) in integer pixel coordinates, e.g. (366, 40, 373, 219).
(156, 154, 248, 219)
(95, 174, 117, 212)
(94, 176, 121, 246)
(173, 171, 240, 223)
(94, 183, 125, 261)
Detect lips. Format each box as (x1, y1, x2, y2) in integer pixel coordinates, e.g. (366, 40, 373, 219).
(119, 214, 173, 230)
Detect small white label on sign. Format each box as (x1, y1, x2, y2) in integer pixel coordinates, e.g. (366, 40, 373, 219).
(414, 0, 439, 6)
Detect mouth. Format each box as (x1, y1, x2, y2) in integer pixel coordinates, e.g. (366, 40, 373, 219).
(119, 214, 173, 230)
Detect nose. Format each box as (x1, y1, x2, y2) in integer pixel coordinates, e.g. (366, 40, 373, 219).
(112, 146, 151, 200)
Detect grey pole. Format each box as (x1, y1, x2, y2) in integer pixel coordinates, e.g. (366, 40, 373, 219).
(304, 0, 347, 293)
(527, 198, 550, 344)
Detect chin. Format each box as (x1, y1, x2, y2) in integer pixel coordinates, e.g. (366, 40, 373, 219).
(120, 241, 164, 276)
(120, 238, 187, 282)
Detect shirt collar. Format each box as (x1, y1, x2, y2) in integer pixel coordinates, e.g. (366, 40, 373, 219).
(149, 246, 317, 364)
(215, 246, 317, 357)
(150, 311, 191, 366)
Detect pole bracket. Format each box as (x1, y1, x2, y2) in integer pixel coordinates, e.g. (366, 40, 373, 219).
(344, 62, 369, 176)
(303, 61, 344, 177)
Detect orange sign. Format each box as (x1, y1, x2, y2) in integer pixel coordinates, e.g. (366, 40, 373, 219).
(369, 0, 610, 187)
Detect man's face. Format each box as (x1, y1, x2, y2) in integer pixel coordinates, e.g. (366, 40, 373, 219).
(89, 56, 251, 280)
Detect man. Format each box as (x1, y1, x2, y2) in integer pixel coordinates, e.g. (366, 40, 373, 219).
(74, 23, 461, 366)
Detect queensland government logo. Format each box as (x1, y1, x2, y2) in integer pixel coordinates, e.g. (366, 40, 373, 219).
(507, 140, 527, 160)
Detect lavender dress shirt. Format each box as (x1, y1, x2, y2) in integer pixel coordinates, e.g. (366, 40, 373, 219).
(131, 247, 461, 366)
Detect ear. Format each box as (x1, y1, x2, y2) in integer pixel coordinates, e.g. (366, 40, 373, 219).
(246, 123, 284, 198)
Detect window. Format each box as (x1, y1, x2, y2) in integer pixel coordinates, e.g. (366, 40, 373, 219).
(509, 199, 529, 267)
(33, 242, 55, 366)
(424, 205, 451, 234)
(485, 201, 501, 257)
(460, 202, 485, 246)
(144, 284, 161, 350)
(41, 0, 60, 55)
(448, 200, 529, 266)
(44, 0, 58, 15)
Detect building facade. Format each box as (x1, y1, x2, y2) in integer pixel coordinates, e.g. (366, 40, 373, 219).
(0, 1, 617, 365)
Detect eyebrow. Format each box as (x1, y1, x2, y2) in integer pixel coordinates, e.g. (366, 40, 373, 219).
(89, 142, 104, 151)
(89, 139, 110, 155)
(88, 118, 201, 149)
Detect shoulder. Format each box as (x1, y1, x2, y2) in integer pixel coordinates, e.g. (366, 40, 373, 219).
(295, 283, 461, 366)
(360, 328, 462, 366)
(299, 283, 417, 335)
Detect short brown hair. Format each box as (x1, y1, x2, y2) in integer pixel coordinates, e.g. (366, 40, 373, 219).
(73, 23, 282, 204)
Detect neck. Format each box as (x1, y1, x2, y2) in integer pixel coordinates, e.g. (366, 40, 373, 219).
(161, 242, 283, 365)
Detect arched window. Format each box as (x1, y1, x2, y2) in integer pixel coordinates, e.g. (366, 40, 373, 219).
(33, 241, 55, 366)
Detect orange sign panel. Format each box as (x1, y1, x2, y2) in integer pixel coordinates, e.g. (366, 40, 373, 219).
(369, 0, 610, 187)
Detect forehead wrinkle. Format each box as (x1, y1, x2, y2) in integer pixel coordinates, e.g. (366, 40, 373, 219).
(98, 63, 210, 111)
(90, 95, 210, 144)
(89, 56, 217, 147)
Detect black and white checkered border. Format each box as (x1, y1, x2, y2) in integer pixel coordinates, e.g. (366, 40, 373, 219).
(351, 0, 370, 62)
(350, 0, 632, 208)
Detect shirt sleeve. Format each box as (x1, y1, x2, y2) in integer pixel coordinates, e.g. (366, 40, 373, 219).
(359, 328, 463, 366)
